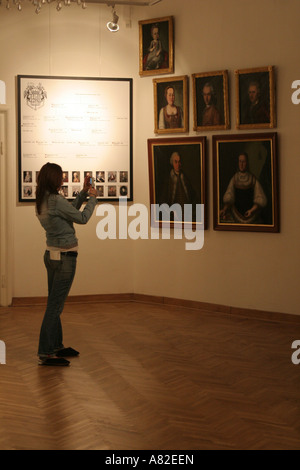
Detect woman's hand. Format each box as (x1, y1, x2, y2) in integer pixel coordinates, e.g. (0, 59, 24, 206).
(88, 187, 98, 198)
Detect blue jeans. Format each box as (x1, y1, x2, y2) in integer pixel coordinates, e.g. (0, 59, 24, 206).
(38, 250, 77, 357)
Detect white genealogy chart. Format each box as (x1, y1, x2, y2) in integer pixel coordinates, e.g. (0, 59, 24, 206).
(18, 75, 132, 201)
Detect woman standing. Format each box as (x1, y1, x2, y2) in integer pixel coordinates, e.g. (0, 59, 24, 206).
(35, 163, 97, 366)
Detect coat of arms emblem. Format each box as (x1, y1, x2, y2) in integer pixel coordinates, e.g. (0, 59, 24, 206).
(24, 82, 47, 110)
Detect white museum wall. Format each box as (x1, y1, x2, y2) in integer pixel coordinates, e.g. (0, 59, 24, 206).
(0, 0, 300, 315)
(134, 0, 300, 316)
(0, 3, 139, 298)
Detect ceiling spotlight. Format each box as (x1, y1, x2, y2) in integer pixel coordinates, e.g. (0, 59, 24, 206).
(107, 6, 119, 32)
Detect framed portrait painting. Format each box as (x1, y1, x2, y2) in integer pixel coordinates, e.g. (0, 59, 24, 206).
(235, 66, 276, 129)
(139, 16, 174, 77)
(153, 75, 189, 134)
(148, 137, 207, 229)
(212, 133, 279, 232)
(192, 70, 230, 131)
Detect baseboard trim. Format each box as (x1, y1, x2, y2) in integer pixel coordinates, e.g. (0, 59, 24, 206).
(132, 294, 300, 324)
(11, 293, 300, 324)
(11, 293, 134, 306)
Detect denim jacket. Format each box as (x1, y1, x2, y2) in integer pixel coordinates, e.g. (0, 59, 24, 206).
(37, 190, 97, 249)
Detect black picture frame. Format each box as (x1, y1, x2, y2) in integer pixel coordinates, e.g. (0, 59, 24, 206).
(17, 75, 133, 202)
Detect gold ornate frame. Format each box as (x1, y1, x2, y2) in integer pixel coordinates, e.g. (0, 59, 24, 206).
(192, 70, 230, 131)
(139, 16, 174, 77)
(235, 66, 276, 129)
(153, 75, 189, 134)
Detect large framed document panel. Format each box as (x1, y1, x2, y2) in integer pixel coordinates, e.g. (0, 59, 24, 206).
(18, 75, 133, 202)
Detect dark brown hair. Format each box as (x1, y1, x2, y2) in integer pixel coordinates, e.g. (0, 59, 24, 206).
(36, 163, 63, 215)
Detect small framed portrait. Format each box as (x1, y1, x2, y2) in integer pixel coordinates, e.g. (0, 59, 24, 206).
(120, 185, 128, 197)
(120, 171, 128, 183)
(212, 132, 279, 232)
(139, 16, 174, 77)
(72, 171, 80, 183)
(96, 185, 104, 197)
(108, 185, 117, 197)
(72, 186, 80, 197)
(62, 171, 69, 183)
(153, 75, 189, 134)
(61, 186, 68, 197)
(23, 186, 33, 197)
(23, 171, 32, 183)
(192, 70, 230, 131)
(235, 66, 276, 129)
(148, 137, 207, 229)
(108, 171, 117, 182)
(96, 171, 105, 183)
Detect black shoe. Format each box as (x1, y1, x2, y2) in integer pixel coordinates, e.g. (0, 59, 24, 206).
(38, 357, 70, 366)
(55, 347, 80, 358)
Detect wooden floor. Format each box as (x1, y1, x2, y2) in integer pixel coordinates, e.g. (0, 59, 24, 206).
(0, 300, 300, 450)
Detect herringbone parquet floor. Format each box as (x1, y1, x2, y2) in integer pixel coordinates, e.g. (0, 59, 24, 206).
(0, 300, 300, 450)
